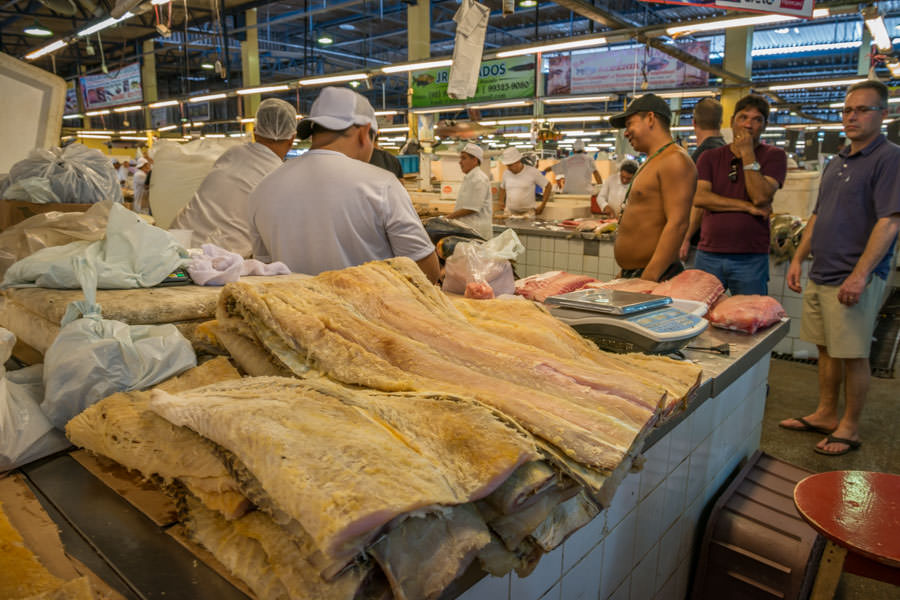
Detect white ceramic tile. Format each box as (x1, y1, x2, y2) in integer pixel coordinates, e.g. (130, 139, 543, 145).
(567, 239, 582, 254)
(526, 248, 539, 265)
(583, 255, 599, 274)
(667, 419, 692, 473)
(606, 577, 630, 600)
(652, 569, 680, 600)
(456, 574, 510, 600)
(568, 253, 584, 272)
(769, 275, 785, 296)
(639, 435, 670, 500)
(634, 481, 666, 561)
(629, 543, 659, 600)
(554, 256, 570, 271)
(688, 399, 714, 451)
(661, 458, 689, 532)
(540, 250, 553, 267)
(600, 256, 618, 276)
(793, 339, 819, 358)
(604, 470, 640, 531)
(686, 436, 712, 505)
(773, 337, 793, 355)
(782, 296, 804, 319)
(599, 507, 637, 599)
(675, 558, 692, 600)
(541, 236, 555, 252)
(560, 542, 603, 600)
(539, 582, 561, 600)
(563, 510, 607, 572)
(656, 517, 684, 590)
(681, 496, 705, 561)
(554, 238, 568, 254)
(510, 544, 563, 600)
(747, 422, 763, 452)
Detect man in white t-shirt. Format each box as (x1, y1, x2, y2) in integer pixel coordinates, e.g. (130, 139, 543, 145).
(596, 160, 638, 218)
(170, 98, 297, 256)
(498, 147, 552, 216)
(248, 87, 440, 283)
(548, 140, 602, 194)
(445, 143, 492, 240)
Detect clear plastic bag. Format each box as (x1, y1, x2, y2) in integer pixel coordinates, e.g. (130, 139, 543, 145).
(0, 143, 123, 204)
(0, 328, 69, 472)
(442, 229, 524, 298)
(41, 258, 197, 428)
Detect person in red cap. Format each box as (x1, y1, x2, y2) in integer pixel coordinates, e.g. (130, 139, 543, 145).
(609, 93, 696, 282)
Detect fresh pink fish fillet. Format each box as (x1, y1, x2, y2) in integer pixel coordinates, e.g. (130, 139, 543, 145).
(707, 295, 786, 334)
(651, 269, 724, 307)
(515, 271, 598, 302)
(585, 278, 658, 294)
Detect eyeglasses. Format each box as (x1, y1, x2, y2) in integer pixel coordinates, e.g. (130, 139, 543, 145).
(841, 105, 884, 116)
(728, 157, 740, 182)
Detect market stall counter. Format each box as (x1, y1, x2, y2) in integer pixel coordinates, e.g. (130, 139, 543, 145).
(13, 313, 787, 600)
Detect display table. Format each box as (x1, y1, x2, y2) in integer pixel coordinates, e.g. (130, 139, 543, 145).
(16, 316, 788, 600)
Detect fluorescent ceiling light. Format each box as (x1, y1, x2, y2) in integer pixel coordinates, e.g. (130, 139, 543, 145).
(496, 37, 607, 58)
(543, 94, 616, 104)
(653, 89, 717, 99)
(191, 122, 206, 127)
(25, 39, 67, 60)
(149, 100, 179, 108)
(379, 126, 410, 133)
(862, 7, 892, 52)
(239, 117, 255, 123)
(470, 100, 533, 109)
(229, 133, 245, 137)
(85, 109, 111, 116)
(119, 135, 149, 140)
(205, 134, 226, 138)
(77, 130, 113, 135)
(818, 124, 844, 130)
(478, 118, 533, 125)
(349, 81, 361, 88)
(411, 105, 465, 114)
(298, 73, 369, 86)
(24, 20, 52, 37)
(158, 124, 178, 131)
(119, 130, 136, 134)
(113, 105, 142, 113)
(189, 93, 227, 102)
(62, 114, 83, 120)
(666, 9, 830, 36)
(753, 41, 861, 57)
(237, 84, 290, 95)
(545, 115, 607, 123)
(382, 59, 453, 74)
(77, 12, 133, 37)
(318, 36, 334, 45)
(519, 0, 537, 7)
(77, 134, 112, 139)
(201, 63, 215, 70)
(374, 110, 401, 116)
(767, 78, 866, 91)
(150, 0, 171, 4)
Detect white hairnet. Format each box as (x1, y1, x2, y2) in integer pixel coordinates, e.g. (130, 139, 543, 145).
(254, 98, 298, 141)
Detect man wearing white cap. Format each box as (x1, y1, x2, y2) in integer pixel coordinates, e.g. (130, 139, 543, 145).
(498, 147, 552, 217)
(249, 87, 439, 283)
(132, 157, 152, 213)
(171, 98, 297, 256)
(547, 140, 602, 194)
(445, 143, 492, 240)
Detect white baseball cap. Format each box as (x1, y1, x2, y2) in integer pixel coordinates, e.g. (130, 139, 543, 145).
(500, 147, 523, 165)
(135, 157, 149, 169)
(297, 86, 378, 139)
(573, 139, 585, 151)
(461, 143, 483, 162)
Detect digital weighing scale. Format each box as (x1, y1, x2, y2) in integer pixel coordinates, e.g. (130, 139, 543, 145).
(545, 289, 708, 354)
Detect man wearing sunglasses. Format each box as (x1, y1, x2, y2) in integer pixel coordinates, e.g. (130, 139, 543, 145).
(692, 95, 787, 295)
(780, 79, 900, 456)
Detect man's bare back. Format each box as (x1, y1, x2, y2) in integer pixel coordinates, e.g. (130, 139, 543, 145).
(614, 144, 696, 279)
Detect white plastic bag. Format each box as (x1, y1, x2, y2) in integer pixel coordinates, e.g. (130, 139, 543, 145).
(41, 258, 197, 428)
(0, 143, 123, 204)
(0, 328, 69, 472)
(442, 228, 524, 297)
(2, 202, 191, 289)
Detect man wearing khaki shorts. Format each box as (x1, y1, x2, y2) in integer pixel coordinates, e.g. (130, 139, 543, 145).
(780, 79, 900, 456)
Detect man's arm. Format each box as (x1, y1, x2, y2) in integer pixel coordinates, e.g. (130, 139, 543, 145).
(787, 214, 815, 293)
(642, 153, 696, 281)
(497, 188, 506, 213)
(837, 214, 900, 305)
(743, 171, 779, 208)
(445, 208, 476, 219)
(679, 206, 704, 260)
(536, 183, 553, 215)
(416, 251, 441, 284)
(592, 169, 603, 184)
(693, 180, 769, 216)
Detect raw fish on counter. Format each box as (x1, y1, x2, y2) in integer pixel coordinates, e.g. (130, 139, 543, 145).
(707, 295, 787, 334)
(514, 271, 598, 302)
(648, 269, 724, 308)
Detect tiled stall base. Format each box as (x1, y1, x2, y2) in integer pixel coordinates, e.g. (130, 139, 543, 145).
(457, 359, 771, 600)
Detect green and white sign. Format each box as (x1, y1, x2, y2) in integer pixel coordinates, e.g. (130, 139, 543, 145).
(411, 56, 535, 108)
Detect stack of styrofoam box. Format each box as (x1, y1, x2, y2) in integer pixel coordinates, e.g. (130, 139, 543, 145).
(457, 355, 772, 600)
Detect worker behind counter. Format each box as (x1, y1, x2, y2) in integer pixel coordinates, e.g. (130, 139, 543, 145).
(248, 86, 440, 283)
(610, 93, 696, 282)
(170, 98, 297, 257)
(595, 159, 638, 219)
(547, 139, 603, 194)
(497, 147, 552, 217)
(132, 157, 152, 214)
(445, 143, 493, 240)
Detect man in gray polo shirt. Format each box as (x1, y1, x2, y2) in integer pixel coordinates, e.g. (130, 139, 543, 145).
(780, 79, 900, 456)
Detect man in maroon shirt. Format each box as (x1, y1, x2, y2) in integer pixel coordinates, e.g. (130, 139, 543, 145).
(693, 95, 787, 295)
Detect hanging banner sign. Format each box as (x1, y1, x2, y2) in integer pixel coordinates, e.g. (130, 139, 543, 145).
(64, 80, 79, 114)
(79, 62, 143, 110)
(411, 56, 535, 107)
(638, 0, 814, 18)
(547, 41, 710, 96)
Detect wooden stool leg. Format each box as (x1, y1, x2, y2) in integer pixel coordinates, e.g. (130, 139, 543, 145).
(810, 540, 848, 600)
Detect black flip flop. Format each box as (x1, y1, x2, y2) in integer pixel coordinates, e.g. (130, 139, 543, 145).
(778, 416, 835, 436)
(814, 435, 862, 456)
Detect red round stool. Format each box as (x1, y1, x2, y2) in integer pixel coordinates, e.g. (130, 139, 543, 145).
(794, 470, 900, 599)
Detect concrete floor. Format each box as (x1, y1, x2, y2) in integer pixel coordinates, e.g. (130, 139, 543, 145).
(761, 358, 899, 600)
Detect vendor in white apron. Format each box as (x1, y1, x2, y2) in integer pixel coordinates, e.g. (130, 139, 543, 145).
(497, 147, 552, 217)
(548, 139, 603, 194)
(445, 143, 493, 240)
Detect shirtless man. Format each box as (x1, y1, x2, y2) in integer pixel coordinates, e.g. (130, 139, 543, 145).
(610, 94, 696, 282)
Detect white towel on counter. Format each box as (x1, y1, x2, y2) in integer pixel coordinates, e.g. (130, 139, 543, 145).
(188, 244, 291, 286)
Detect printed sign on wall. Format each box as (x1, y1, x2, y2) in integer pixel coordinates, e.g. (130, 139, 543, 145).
(79, 62, 143, 110)
(411, 56, 535, 107)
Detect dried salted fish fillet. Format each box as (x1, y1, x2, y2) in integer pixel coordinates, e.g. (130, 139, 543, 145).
(530, 491, 601, 552)
(0, 501, 65, 599)
(481, 482, 580, 551)
(65, 358, 249, 519)
(150, 377, 536, 570)
(481, 461, 558, 516)
(19, 577, 94, 600)
(369, 504, 491, 600)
